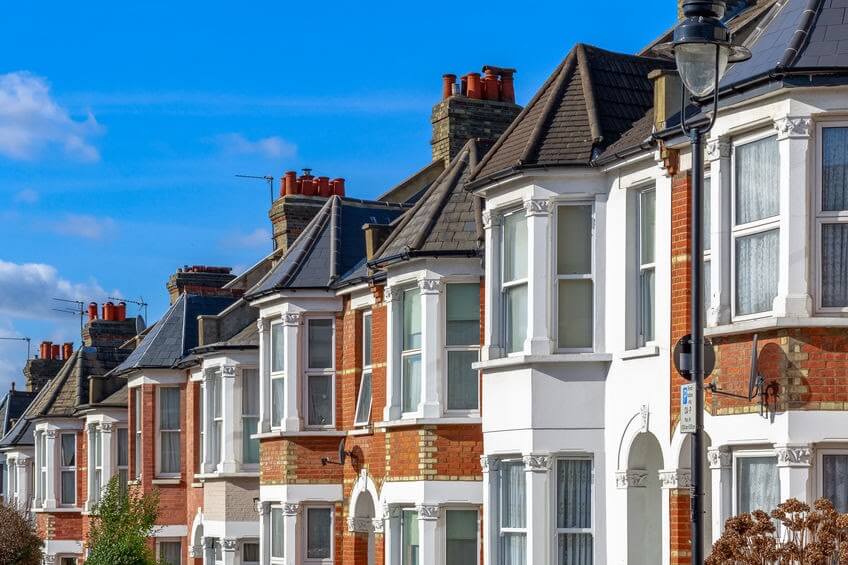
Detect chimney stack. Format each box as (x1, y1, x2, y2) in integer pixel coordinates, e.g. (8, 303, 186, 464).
(166, 265, 238, 304)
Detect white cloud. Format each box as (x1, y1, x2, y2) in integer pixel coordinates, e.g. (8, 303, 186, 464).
(13, 188, 39, 204)
(0, 71, 102, 162)
(226, 228, 271, 249)
(210, 133, 297, 159)
(49, 213, 116, 240)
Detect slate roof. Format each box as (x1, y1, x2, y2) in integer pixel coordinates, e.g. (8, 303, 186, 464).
(370, 138, 489, 267)
(111, 294, 237, 376)
(99, 385, 128, 407)
(246, 197, 407, 299)
(468, 44, 672, 186)
(0, 389, 36, 439)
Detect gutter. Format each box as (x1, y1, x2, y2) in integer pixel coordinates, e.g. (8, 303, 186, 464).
(368, 249, 481, 270)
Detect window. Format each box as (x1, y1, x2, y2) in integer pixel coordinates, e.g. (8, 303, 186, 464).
(306, 318, 334, 427)
(704, 177, 712, 317)
(90, 426, 102, 503)
(134, 391, 142, 480)
(158, 387, 181, 475)
(271, 322, 285, 428)
(498, 460, 526, 565)
(305, 506, 333, 563)
(243, 541, 260, 565)
(8, 458, 16, 503)
(60, 558, 77, 565)
(733, 135, 779, 317)
(446, 509, 478, 565)
(402, 289, 422, 413)
(242, 368, 260, 465)
(37, 433, 46, 504)
(820, 452, 848, 512)
(818, 125, 848, 309)
(502, 210, 528, 354)
(446, 284, 480, 411)
(736, 455, 779, 514)
(158, 540, 182, 565)
(556, 458, 593, 564)
(556, 204, 594, 350)
(271, 506, 285, 562)
(59, 433, 76, 506)
(401, 509, 419, 565)
(354, 312, 373, 426)
(637, 190, 656, 344)
(117, 428, 129, 489)
(208, 369, 222, 466)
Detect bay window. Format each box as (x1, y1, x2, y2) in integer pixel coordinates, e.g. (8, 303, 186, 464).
(556, 458, 593, 564)
(271, 506, 285, 563)
(820, 452, 848, 512)
(208, 369, 222, 466)
(305, 318, 334, 427)
(117, 427, 129, 488)
(271, 322, 285, 428)
(817, 125, 848, 310)
(59, 433, 76, 506)
(733, 135, 779, 318)
(502, 210, 527, 354)
(305, 506, 333, 563)
(354, 311, 373, 426)
(401, 509, 419, 565)
(736, 455, 779, 514)
(446, 509, 479, 565)
(446, 283, 480, 411)
(243, 542, 260, 565)
(498, 460, 526, 565)
(158, 387, 180, 476)
(638, 190, 656, 345)
(90, 426, 102, 504)
(402, 289, 422, 414)
(556, 204, 594, 350)
(242, 368, 260, 465)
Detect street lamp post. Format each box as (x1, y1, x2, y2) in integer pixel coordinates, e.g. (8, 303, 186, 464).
(656, 2, 750, 563)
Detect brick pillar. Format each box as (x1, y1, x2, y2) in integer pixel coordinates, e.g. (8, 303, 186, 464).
(670, 170, 692, 432)
(669, 488, 692, 565)
(352, 531, 370, 564)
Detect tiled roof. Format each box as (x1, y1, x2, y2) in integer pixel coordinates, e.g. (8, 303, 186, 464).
(370, 138, 489, 267)
(246, 197, 407, 298)
(0, 389, 35, 438)
(469, 44, 672, 185)
(99, 385, 128, 407)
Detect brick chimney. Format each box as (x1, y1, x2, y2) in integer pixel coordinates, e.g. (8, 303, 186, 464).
(431, 66, 522, 165)
(83, 302, 140, 347)
(269, 169, 345, 254)
(166, 265, 238, 304)
(23, 356, 64, 392)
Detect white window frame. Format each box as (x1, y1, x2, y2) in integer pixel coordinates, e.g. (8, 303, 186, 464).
(270, 321, 286, 430)
(8, 457, 17, 505)
(134, 390, 142, 480)
(443, 280, 481, 415)
(704, 173, 712, 319)
(303, 317, 336, 429)
(116, 427, 129, 487)
(551, 455, 595, 562)
(496, 457, 526, 565)
(207, 367, 223, 469)
(59, 432, 76, 507)
(400, 287, 422, 416)
(303, 504, 334, 564)
(815, 121, 848, 313)
(553, 201, 596, 353)
(731, 449, 780, 515)
(501, 208, 529, 356)
(240, 366, 260, 468)
(636, 188, 656, 347)
(156, 538, 183, 565)
(89, 424, 102, 505)
(442, 506, 481, 565)
(57, 556, 79, 565)
(156, 386, 181, 478)
(242, 539, 261, 565)
(400, 506, 419, 565)
(730, 131, 781, 321)
(815, 446, 848, 511)
(270, 505, 286, 564)
(354, 310, 373, 427)
(37, 433, 46, 506)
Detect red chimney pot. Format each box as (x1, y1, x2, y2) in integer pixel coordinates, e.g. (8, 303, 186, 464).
(51, 344, 60, 360)
(317, 176, 331, 197)
(62, 343, 73, 360)
(442, 74, 456, 100)
(103, 301, 115, 321)
(482, 69, 500, 101)
(332, 178, 345, 197)
(460, 75, 469, 97)
(116, 302, 127, 321)
(284, 171, 298, 196)
(466, 73, 482, 99)
(88, 302, 98, 321)
(301, 176, 316, 196)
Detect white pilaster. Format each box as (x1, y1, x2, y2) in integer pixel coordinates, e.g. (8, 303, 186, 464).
(776, 444, 812, 503)
(282, 313, 302, 432)
(101, 422, 114, 487)
(384, 288, 401, 421)
(257, 318, 271, 433)
(384, 505, 400, 565)
(708, 446, 732, 542)
(482, 210, 503, 361)
(201, 370, 213, 473)
(418, 278, 442, 418)
(524, 453, 551, 565)
(15, 457, 30, 509)
(524, 200, 553, 354)
(481, 456, 496, 565)
(706, 137, 732, 326)
(417, 504, 440, 565)
(219, 365, 238, 473)
(43, 430, 57, 510)
(773, 116, 813, 317)
(221, 538, 237, 565)
(258, 501, 270, 565)
(283, 503, 300, 565)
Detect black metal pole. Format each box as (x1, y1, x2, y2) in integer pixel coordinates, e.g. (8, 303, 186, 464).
(690, 127, 705, 565)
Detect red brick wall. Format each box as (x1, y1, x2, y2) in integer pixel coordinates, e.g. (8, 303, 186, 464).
(36, 512, 83, 541)
(670, 171, 693, 432)
(670, 489, 691, 565)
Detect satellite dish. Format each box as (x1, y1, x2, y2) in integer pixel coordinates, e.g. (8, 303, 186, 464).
(338, 438, 347, 466)
(748, 333, 763, 399)
(321, 438, 353, 467)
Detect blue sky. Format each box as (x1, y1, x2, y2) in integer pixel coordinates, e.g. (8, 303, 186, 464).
(0, 0, 676, 387)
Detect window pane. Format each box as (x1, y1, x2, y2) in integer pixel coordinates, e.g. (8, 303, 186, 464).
(306, 507, 332, 559)
(307, 374, 332, 426)
(500, 533, 526, 565)
(354, 371, 372, 425)
(704, 260, 711, 319)
(558, 205, 593, 275)
(640, 267, 655, 343)
(558, 280, 593, 349)
(735, 229, 779, 315)
(160, 388, 180, 430)
(117, 428, 128, 467)
(446, 510, 477, 565)
(823, 127, 848, 211)
(403, 289, 422, 350)
(823, 454, 848, 513)
(402, 510, 419, 565)
(159, 541, 181, 565)
(500, 461, 526, 528)
(243, 542, 260, 562)
(402, 354, 421, 413)
(242, 369, 259, 415)
(557, 459, 592, 528)
(504, 211, 528, 282)
(504, 284, 527, 354)
(271, 507, 284, 558)
(210, 372, 222, 419)
(61, 434, 75, 466)
(558, 534, 593, 565)
(704, 177, 712, 251)
(272, 377, 285, 427)
(362, 313, 372, 367)
(161, 431, 180, 474)
(93, 470, 101, 502)
(210, 419, 221, 465)
(243, 417, 259, 464)
(737, 456, 779, 514)
(93, 429, 102, 466)
(308, 319, 333, 369)
(639, 191, 655, 265)
(735, 136, 779, 225)
(271, 323, 285, 372)
(447, 350, 478, 411)
(447, 284, 480, 346)
(60, 470, 75, 505)
(822, 223, 848, 307)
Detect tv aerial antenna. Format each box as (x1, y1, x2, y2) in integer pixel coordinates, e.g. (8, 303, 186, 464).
(235, 174, 275, 206)
(108, 296, 148, 323)
(707, 333, 768, 416)
(0, 336, 31, 362)
(51, 298, 85, 340)
(321, 438, 356, 467)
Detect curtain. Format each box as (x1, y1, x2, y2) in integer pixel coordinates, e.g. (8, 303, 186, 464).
(823, 127, 848, 211)
(271, 323, 285, 372)
(504, 211, 527, 282)
(160, 388, 180, 430)
(446, 283, 481, 346)
(505, 285, 527, 354)
(402, 354, 421, 413)
(271, 508, 284, 558)
(308, 319, 333, 369)
(500, 534, 526, 565)
(402, 510, 420, 565)
(447, 351, 479, 410)
(558, 205, 592, 276)
(242, 417, 259, 464)
(446, 510, 478, 565)
(161, 431, 180, 474)
(272, 377, 285, 427)
(557, 459, 591, 528)
(738, 456, 779, 513)
(558, 280, 593, 349)
(735, 136, 779, 225)
(117, 428, 128, 467)
(242, 369, 260, 464)
(403, 289, 422, 350)
(823, 455, 848, 512)
(61, 434, 75, 466)
(822, 224, 848, 307)
(159, 541, 181, 565)
(306, 508, 332, 558)
(558, 534, 593, 565)
(243, 542, 260, 563)
(355, 371, 372, 424)
(60, 470, 75, 505)
(93, 470, 101, 503)
(308, 375, 332, 426)
(735, 229, 779, 315)
(210, 420, 221, 466)
(499, 461, 527, 565)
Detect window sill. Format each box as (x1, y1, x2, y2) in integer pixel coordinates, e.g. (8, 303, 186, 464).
(705, 316, 848, 337)
(375, 416, 482, 429)
(618, 345, 660, 360)
(348, 427, 373, 436)
(151, 478, 181, 485)
(254, 430, 347, 440)
(194, 471, 260, 481)
(473, 353, 613, 370)
(33, 507, 83, 513)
